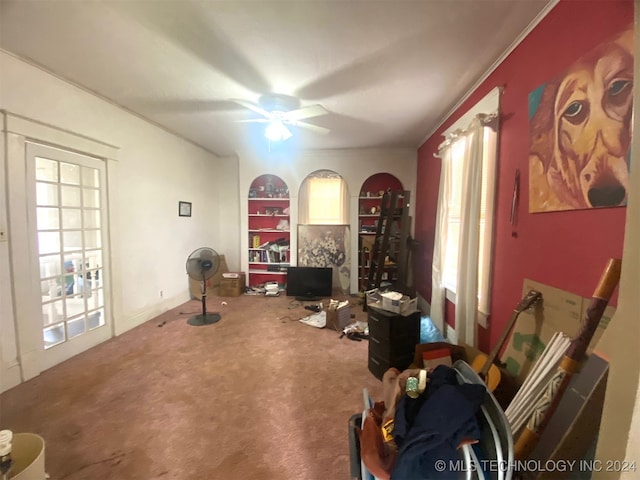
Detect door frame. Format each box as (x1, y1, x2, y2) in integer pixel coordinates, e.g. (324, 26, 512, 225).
(26, 142, 112, 370)
(4, 112, 119, 381)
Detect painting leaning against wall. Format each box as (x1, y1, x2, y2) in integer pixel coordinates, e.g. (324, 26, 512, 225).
(297, 224, 351, 293)
(529, 25, 634, 213)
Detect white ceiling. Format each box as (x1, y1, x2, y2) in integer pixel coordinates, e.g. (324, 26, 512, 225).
(0, 0, 555, 157)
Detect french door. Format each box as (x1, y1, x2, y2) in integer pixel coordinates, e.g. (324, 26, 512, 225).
(26, 142, 111, 368)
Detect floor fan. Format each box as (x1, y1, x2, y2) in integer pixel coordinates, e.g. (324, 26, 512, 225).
(185, 247, 221, 326)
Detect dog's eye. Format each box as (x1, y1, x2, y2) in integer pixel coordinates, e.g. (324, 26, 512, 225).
(563, 101, 585, 122)
(608, 79, 631, 105)
(609, 79, 631, 97)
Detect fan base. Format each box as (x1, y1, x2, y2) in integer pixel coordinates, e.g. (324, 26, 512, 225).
(187, 313, 221, 326)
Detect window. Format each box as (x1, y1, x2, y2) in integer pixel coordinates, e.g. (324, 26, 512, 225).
(430, 87, 500, 344)
(308, 176, 343, 224)
(299, 170, 348, 225)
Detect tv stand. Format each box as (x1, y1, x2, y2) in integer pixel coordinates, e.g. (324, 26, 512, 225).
(295, 296, 322, 302)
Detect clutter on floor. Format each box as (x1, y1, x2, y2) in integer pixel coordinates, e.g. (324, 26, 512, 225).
(352, 361, 513, 480)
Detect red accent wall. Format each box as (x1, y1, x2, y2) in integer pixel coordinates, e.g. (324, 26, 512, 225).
(415, 0, 633, 352)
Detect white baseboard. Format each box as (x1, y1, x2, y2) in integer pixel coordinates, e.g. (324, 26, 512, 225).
(1, 360, 22, 393)
(115, 292, 189, 336)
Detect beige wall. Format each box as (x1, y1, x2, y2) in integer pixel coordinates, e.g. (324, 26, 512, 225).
(0, 51, 238, 391)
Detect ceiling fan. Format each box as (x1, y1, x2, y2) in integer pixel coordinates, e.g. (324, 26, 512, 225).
(232, 94, 330, 141)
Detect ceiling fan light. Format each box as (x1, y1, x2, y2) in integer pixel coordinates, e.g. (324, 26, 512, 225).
(265, 120, 292, 142)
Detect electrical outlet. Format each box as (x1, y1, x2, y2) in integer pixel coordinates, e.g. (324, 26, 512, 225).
(160, 290, 163, 298)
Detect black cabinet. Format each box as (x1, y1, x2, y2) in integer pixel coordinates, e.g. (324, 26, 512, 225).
(367, 305, 421, 380)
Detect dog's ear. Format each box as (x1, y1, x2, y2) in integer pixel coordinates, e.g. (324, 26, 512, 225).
(529, 82, 559, 172)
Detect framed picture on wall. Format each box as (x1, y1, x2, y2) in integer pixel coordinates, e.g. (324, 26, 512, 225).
(178, 201, 192, 217)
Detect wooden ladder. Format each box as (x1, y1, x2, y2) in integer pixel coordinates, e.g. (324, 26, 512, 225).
(365, 190, 411, 293)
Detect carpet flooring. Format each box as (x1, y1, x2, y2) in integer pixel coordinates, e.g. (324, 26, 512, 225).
(0, 293, 385, 480)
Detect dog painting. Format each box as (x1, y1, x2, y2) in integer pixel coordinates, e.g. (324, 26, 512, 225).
(529, 27, 634, 212)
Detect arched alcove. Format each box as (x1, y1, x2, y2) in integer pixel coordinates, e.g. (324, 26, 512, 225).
(297, 170, 351, 293)
(357, 173, 403, 291)
(247, 174, 290, 289)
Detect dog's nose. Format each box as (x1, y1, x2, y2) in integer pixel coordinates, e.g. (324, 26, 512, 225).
(588, 184, 626, 207)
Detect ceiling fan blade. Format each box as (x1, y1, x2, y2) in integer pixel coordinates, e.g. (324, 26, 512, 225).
(235, 119, 270, 123)
(284, 104, 328, 121)
(289, 120, 330, 135)
(230, 99, 272, 118)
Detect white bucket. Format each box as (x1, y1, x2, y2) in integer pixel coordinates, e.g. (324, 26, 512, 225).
(8, 433, 46, 480)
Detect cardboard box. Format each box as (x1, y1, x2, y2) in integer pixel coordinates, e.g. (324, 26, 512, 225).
(326, 302, 351, 331)
(189, 255, 229, 299)
(500, 279, 614, 384)
(366, 288, 418, 316)
(219, 272, 246, 297)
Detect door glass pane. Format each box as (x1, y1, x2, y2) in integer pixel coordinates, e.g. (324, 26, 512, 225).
(83, 209, 100, 229)
(61, 208, 82, 229)
(65, 294, 85, 318)
(78, 269, 93, 297)
(84, 230, 101, 250)
(61, 185, 81, 207)
(39, 254, 61, 278)
(60, 162, 80, 185)
(36, 182, 59, 206)
(38, 232, 60, 255)
(62, 255, 78, 295)
(67, 316, 86, 339)
(94, 268, 103, 289)
(44, 323, 66, 349)
(35, 157, 58, 182)
(87, 288, 104, 311)
(42, 300, 64, 326)
(87, 308, 105, 330)
(41, 278, 59, 302)
(85, 250, 103, 270)
(85, 268, 99, 290)
(83, 188, 100, 208)
(62, 231, 82, 252)
(37, 207, 59, 230)
(82, 166, 99, 188)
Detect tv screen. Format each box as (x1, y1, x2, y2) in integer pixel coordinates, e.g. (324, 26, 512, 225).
(286, 267, 333, 300)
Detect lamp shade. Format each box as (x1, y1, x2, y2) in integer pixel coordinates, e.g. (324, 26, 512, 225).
(265, 120, 292, 141)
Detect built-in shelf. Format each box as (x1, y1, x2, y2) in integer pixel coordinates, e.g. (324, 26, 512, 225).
(248, 174, 291, 288)
(358, 173, 403, 291)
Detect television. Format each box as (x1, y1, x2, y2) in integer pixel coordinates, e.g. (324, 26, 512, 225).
(286, 266, 333, 301)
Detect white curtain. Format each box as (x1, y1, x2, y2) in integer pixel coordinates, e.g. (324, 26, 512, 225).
(430, 114, 496, 347)
(455, 117, 485, 347)
(299, 180, 311, 225)
(429, 146, 452, 335)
